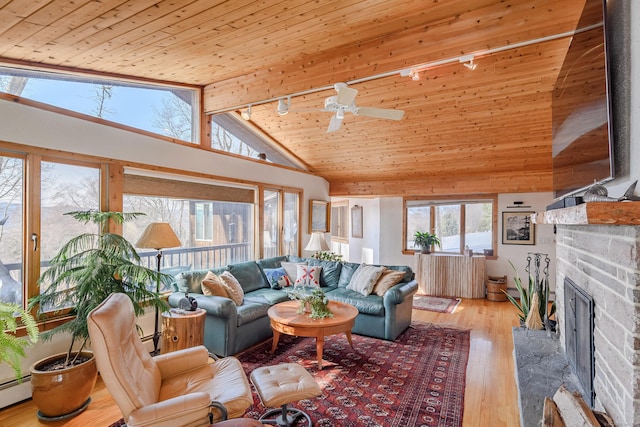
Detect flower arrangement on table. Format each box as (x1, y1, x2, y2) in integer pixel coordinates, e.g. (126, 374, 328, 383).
(287, 287, 334, 319)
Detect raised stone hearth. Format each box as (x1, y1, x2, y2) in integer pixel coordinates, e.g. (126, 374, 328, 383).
(534, 202, 640, 427)
(512, 328, 582, 427)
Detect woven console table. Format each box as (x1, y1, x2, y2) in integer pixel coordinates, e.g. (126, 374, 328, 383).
(414, 253, 486, 298)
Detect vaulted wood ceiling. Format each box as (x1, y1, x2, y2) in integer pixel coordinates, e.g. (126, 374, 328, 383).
(0, 0, 599, 196)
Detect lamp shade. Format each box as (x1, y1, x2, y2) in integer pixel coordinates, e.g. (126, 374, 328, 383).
(304, 232, 330, 252)
(136, 222, 181, 250)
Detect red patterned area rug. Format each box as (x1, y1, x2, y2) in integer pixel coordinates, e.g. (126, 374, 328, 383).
(239, 323, 470, 427)
(413, 295, 462, 314)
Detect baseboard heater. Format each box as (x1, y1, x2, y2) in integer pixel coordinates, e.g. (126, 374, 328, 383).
(0, 375, 31, 391)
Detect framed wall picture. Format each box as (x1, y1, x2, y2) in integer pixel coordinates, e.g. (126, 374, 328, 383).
(309, 200, 330, 232)
(351, 205, 363, 238)
(502, 211, 535, 245)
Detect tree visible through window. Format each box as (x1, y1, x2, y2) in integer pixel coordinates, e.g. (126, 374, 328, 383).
(0, 66, 198, 142)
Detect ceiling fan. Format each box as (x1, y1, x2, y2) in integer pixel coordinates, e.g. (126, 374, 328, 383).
(322, 83, 405, 133)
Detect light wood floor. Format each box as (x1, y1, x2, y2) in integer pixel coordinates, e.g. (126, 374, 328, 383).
(1, 298, 521, 426)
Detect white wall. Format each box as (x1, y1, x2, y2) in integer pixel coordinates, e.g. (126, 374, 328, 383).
(494, 193, 557, 296)
(0, 99, 330, 406)
(337, 192, 557, 295)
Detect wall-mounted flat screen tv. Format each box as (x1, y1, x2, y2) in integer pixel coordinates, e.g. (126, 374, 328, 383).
(552, 0, 614, 199)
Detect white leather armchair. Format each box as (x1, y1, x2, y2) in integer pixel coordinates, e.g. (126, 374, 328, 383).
(87, 293, 255, 427)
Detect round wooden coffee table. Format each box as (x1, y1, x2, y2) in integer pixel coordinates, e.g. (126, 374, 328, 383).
(268, 299, 358, 369)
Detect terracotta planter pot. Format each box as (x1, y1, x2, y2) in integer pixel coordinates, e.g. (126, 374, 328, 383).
(30, 351, 98, 421)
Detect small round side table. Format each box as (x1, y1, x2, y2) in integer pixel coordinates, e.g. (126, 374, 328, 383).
(160, 308, 206, 354)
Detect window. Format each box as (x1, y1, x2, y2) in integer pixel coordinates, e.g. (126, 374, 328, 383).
(0, 148, 106, 319)
(283, 192, 299, 256)
(404, 196, 497, 255)
(331, 201, 349, 241)
(195, 202, 214, 241)
(123, 195, 254, 279)
(38, 161, 101, 311)
(263, 190, 279, 259)
(261, 187, 300, 258)
(210, 113, 303, 169)
(0, 155, 24, 306)
(0, 66, 199, 142)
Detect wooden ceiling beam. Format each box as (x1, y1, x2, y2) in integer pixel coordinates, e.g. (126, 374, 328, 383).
(329, 170, 553, 198)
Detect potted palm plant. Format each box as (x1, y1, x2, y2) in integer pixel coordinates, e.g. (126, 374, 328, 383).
(413, 231, 441, 254)
(0, 302, 38, 381)
(27, 210, 173, 421)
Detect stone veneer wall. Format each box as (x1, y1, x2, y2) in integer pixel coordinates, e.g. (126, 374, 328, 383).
(555, 224, 640, 427)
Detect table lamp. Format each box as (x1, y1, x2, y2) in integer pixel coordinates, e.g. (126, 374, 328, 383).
(305, 232, 330, 253)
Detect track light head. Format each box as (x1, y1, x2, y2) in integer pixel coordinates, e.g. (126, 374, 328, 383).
(241, 105, 252, 120)
(459, 55, 477, 70)
(277, 97, 290, 116)
(411, 71, 420, 81)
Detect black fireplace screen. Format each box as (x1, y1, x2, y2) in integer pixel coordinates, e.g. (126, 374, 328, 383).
(564, 277, 595, 406)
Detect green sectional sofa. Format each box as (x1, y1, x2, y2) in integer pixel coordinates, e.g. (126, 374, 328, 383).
(167, 255, 417, 357)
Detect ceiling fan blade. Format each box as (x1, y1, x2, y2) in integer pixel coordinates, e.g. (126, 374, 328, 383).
(336, 86, 358, 106)
(327, 114, 343, 133)
(356, 107, 405, 120)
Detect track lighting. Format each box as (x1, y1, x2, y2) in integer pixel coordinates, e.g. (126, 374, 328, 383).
(241, 105, 252, 120)
(460, 55, 477, 70)
(277, 97, 290, 116)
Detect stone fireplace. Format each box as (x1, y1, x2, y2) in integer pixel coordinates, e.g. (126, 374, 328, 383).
(538, 202, 640, 427)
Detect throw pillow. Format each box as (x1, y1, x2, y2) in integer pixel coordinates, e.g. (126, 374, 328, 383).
(201, 271, 229, 297)
(219, 271, 244, 305)
(372, 268, 406, 296)
(263, 267, 292, 289)
(294, 265, 322, 287)
(281, 261, 308, 283)
(347, 264, 386, 296)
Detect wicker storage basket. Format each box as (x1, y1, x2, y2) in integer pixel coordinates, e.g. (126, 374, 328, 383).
(486, 275, 508, 302)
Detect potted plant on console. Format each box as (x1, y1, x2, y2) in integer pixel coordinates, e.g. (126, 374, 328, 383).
(414, 231, 441, 254)
(27, 211, 173, 421)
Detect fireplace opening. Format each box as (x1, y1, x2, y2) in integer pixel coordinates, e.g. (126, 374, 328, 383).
(564, 277, 595, 406)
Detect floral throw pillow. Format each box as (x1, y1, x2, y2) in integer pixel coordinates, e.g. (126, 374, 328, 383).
(294, 265, 323, 287)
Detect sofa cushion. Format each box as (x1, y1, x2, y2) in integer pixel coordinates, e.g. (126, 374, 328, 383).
(236, 300, 271, 327)
(307, 259, 342, 288)
(337, 262, 360, 288)
(326, 287, 385, 316)
(379, 265, 414, 283)
(201, 271, 229, 297)
(294, 265, 322, 287)
(287, 256, 310, 263)
(175, 267, 228, 293)
(263, 267, 292, 289)
(220, 271, 244, 305)
(257, 256, 288, 269)
(281, 261, 307, 282)
(227, 261, 269, 293)
(244, 288, 290, 305)
(372, 269, 406, 296)
(347, 264, 385, 296)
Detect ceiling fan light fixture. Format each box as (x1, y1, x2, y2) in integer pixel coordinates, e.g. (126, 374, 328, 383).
(241, 105, 252, 120)
(277, 97, 290, 116)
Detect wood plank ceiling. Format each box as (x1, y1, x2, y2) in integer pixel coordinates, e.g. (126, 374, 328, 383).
(0, 0, 598, 196)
